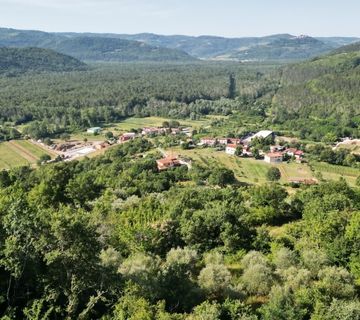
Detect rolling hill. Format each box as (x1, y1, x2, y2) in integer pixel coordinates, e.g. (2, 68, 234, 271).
(112, 33, 359, 61)
(48, 36, 196, 62)
(0, 28, 358, 62)
(273, 42, 360, 118)
(225, 36, 334, 61)
(0, 28, 196, 62)
(0, 47, 87, 75)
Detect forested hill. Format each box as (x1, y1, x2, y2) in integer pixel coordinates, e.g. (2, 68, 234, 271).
(1, 27, 359, 62)
(0, 47, 87, 75)
(226, 36, 333, 61)
(48, 37, 196, 62)
(272, 45, 360, 119)
(331, 41, 360, 55)
(0, 28, 196, 62)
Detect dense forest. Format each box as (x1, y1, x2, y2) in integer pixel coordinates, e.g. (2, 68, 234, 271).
(0, 62, 277, 131)
(0, 139, 359, 319)
(0, 47, 87, 75)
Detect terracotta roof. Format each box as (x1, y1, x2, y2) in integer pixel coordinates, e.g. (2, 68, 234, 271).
(226, 144, 238, 148)
(266, 152, 283, 158)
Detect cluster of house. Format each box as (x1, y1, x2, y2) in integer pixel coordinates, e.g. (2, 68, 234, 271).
(264, 147, 304, 164)
(200, 130, 305, 164)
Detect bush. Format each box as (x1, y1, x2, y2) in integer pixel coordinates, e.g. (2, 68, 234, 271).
(266, 167, 281, 181)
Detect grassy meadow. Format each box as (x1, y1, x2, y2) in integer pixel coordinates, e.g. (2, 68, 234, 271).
(0, 140, 53, 170)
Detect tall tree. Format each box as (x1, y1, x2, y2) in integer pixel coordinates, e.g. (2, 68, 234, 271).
(228, 73, 236, 99)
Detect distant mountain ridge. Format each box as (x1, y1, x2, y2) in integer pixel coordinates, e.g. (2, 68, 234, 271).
(0, 47, 87, 75)
(0, 27, 359, 62)
(0, 28, 196, 62)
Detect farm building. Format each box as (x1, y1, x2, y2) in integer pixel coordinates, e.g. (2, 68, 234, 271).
(120, 132, 136, 142)
(225, 144, 237, 155)
(156, 157, 182, 171)
(200, 138, 217, 146)
(142, 127, 166, 136)
(228, 138, 242, 145)
(87, 127, 102, 134)
(264, 152, 283, 164)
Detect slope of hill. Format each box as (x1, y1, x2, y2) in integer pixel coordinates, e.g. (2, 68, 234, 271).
(113, 33, 358, 60)
(1, 28, 358, 62)
(0, 47, 87, 75)
(273, 44, 360, 118)
(226, 36, 334, 61)
(331, 41, 360, 55)
(48, 36, 196, 62)
(0, 28, 196, 62)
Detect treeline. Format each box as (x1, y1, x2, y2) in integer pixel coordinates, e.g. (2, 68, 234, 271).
(0, 139, 359, 319)
(0, 47, 87, 76)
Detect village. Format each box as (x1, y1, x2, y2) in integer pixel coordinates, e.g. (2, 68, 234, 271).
(31, 125, 307, 176)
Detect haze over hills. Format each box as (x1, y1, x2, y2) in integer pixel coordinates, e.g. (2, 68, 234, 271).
(0, 27, 359, 62)
(0, 28, 196, 62)
(0, 47, 87, 75)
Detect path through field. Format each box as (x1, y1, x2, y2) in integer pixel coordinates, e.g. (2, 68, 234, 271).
(8, 140, 38, 162)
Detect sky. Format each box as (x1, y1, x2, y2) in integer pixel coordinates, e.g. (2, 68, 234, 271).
(1, 0, 359, 37)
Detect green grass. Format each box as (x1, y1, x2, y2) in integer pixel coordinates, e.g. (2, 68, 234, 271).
(105, 116, 221, 133)
(0, 142, 29, 170)
(167, 147, 314, 185)
(311, 161, 360, 186)
(15, 140, 54, 158)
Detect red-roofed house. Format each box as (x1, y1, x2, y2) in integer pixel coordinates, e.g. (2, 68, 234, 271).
(225, 144, 238, 155)
(200, 137, 217, 146)
(264, 152, 283, 163)
(119, 132, 136, 142)
(156, 157, 181, 171)
(228, 138, 242, 145)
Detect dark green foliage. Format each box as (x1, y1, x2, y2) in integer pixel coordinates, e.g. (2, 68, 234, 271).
(0, 47, 87, 75)
(266, 167, 281, 181)
(208, 167, 236, 186)
(0, 62, 276, 132)
(228, 74, 236, 99)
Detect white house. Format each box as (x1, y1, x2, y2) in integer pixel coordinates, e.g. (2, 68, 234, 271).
(264, 152, 283, 164)
(87, 127, 102, 134)
(225, 144, 237, 155)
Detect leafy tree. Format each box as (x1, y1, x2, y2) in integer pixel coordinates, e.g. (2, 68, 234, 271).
(266, 167, 281, 181)
(198, 263, 231, 299)
(241, 251, 274, 295)
(208, 168, 236, 187)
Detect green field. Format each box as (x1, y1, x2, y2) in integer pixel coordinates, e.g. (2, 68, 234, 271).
(311, 161, 360, 186)
(15, 140, 55, 158)
(0, 140, 53, 170)
(105, 116, 223, 133)
(0, 142, 29, 170)
(167, 147, 314, 184)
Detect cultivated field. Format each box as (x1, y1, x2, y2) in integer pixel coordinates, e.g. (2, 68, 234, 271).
(166, 147, 314, 185)
(310, 161, 360, 186)
(0, 140, 53, 170)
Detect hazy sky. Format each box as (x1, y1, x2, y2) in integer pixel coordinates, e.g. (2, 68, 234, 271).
(1, 0, 359, 37)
